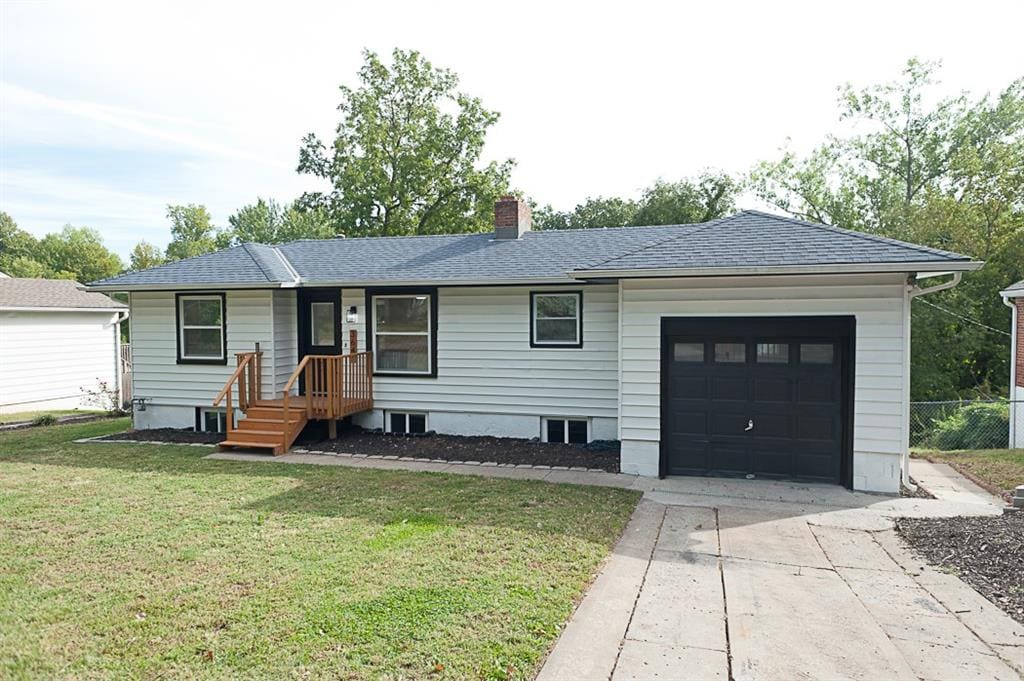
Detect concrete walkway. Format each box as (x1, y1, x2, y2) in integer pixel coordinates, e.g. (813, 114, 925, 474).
(207, 450, 1020, 680)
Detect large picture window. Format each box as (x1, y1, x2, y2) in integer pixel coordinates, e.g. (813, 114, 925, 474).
(176, 293, 226, 363)
(371, 292, 434, 375)
(531, 291, 582, 347)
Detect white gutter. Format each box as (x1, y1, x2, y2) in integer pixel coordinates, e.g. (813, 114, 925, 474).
(570, 261, 984, 280)
(901, 272, 964, 486)
(1001, 291, 1018, 448)
(87, 282, 288, 293)
(113, 309, 129, 410)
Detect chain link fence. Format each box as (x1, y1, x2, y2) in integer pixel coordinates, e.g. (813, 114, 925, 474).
(909, 399, 1018, 450)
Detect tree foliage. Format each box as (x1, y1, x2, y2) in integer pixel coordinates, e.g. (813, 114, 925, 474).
(165, 204, 221, 261)
(298, 49, 513, 237)
(129, 241, 166, 271)
(749, 59, 1024, 399)
(533, 172, 737, 230)
(219, 198, 334, 246)
(0, 212, 123, 282)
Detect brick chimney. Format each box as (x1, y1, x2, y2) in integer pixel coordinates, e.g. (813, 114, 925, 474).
(494, 195, 531, 240)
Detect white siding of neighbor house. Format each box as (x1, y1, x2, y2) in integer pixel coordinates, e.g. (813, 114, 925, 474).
(130, 290, 282, 428)
(0, 310, 122, 413)
(340, 285, 620, 440)
(618, 273, 909, 492)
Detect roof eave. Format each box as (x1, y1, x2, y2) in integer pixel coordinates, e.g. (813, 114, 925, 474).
(569, 261, 984, 280)
(86, 282, 294, 292)
(0, 305, 127, 312)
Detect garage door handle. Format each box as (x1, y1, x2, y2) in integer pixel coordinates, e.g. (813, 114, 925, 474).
(745, 419, 754, 432)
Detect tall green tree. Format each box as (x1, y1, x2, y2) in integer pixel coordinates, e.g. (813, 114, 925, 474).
(533, 172, 737, 230)
(129, 241, 166, 271)
(298, 48, 513, 237)
(220, 198, 334, 246)
(34, 226, 124, 282)
(0, 212, 45, 276)
(165, 204, 220, 260)
(749, 59, 1024, 400)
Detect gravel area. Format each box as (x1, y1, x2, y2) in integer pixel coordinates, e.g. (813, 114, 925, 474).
(896, 513, 1024, 625)
(300, 427, 621, 472)
(97, 428, 225, 444)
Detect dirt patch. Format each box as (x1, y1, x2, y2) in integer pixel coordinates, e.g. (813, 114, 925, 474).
(896, 513, 1024, 625)
(96, 428, 225, 444)
(900, 477, 935, 499)
(300, 426, 621, 472)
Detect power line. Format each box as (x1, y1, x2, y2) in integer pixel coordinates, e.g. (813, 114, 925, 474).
(913, 297, 1012, 337)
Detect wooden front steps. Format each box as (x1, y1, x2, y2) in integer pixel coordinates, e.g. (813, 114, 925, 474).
(219, 398, 308, 456)
(215, 351, 374, 457)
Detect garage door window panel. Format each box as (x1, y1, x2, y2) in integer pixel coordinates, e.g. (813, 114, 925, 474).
(756, 342, 790, 364)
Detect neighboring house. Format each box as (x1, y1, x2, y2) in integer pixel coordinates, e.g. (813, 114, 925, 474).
(89, 199, 981, 492)
(0, 278, 128, 414)
(1000, 280, 1024, 448)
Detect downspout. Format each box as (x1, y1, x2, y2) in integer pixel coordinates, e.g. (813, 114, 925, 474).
(902, 272, 962, 486)
(1001, 294, 1017, 448)
(114, 309, 129, 410)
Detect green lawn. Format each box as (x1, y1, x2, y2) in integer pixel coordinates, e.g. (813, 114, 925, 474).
(0, 420, 640, 680)
(913, 448, 1024, 497)
(0, 409, 101, 424)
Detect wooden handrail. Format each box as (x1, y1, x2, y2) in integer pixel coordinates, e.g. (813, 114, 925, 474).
(281, 352, 373, 443)
(212, 351, 263, 436)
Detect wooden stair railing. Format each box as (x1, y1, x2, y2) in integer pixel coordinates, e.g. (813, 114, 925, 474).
(212, 351, 264, 439)
(281, 352, 373, 446)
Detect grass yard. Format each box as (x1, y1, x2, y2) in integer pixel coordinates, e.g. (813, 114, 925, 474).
(0, 420, 640, 680)
(0, 409, 101, 424)
(913, 448, 1024, 498)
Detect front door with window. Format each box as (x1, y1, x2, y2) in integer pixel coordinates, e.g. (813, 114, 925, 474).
(298, 289, 342, 358)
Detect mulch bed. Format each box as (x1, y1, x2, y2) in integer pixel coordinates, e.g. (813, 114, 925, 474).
(300, 426, 621, 472)
(900, 477, 935, 499)
(896, 512, 1024, 625)
(94, 425, 621, 472)
(96, 428, 225, 444)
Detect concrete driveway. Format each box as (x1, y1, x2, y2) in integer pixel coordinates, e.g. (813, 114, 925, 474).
(539, 470, 1023, 681)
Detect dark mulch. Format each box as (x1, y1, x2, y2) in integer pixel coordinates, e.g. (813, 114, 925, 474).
(896, 513, 1024, 625)
(97, 428, 225, 444)
(900, 477, 935, 499)
(300, 426, 621, 472)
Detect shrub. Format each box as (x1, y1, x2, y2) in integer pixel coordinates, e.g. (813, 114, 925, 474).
(31, 413, 58, 426)
(80, 379, 128, 416)
(927, 402, 1009, 450)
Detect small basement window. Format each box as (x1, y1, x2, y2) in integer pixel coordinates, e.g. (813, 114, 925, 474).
(388, 411, 427, 435)
(543, 417, 589, 444)
(199, 409, 226, 433)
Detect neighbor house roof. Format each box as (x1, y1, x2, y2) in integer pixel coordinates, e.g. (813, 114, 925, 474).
(88, 210, 981, 291)
(0, 277, 128, 310)
(1001, 279, 1024, 297)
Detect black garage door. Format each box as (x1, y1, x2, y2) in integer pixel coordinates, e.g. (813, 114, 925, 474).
(661, 316, 854, 485)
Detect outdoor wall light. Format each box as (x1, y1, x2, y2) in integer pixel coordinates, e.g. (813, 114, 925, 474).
(347, 305, 358, 324)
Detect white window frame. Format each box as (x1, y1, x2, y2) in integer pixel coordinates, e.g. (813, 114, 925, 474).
(386, 411, 428, 434)
(178, 294, 225, 361)
(531, 292, 582, 347)
(200, 408, 227, 433)
(541, 416, 590, 444)
(372, 294, 432, 375)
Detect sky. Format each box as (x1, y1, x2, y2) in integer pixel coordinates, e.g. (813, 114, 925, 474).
(1, 0, 1022, 260)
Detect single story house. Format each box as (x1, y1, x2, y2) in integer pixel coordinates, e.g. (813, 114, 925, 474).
(89, 199, 981, 492)
(1000, 280, 1024, 448)
(0, 277, 128, 414)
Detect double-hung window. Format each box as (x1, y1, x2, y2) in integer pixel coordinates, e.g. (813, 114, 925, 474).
(531, 291, 582, 347)
(177, 293, 226, 363)
(371, 292, 434, 375)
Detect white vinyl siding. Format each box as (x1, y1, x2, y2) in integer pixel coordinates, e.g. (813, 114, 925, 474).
(341, 285, 619, 419)
(618, 273, 908, 491)
(0, 310, 121, 412)
(130, 290, 278, 407)
(272, 290, 297, 393)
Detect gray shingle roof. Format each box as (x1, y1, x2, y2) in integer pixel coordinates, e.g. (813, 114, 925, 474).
(1002, 279, 1024, 295)
(88, 210, 977, 290)
(0, 278, 127, 309)
(577, 211, 973, 272)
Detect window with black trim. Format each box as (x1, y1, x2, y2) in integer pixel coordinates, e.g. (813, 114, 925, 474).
(388, 411, 427, 434)
(531, 291, 582, 347)
(372, 293, 433, 374)
(177, 293, 225, 363)
(543, 417, 589, 444)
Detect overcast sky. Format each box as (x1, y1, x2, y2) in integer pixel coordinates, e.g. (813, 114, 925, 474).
(2, 0, 1022, 259)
